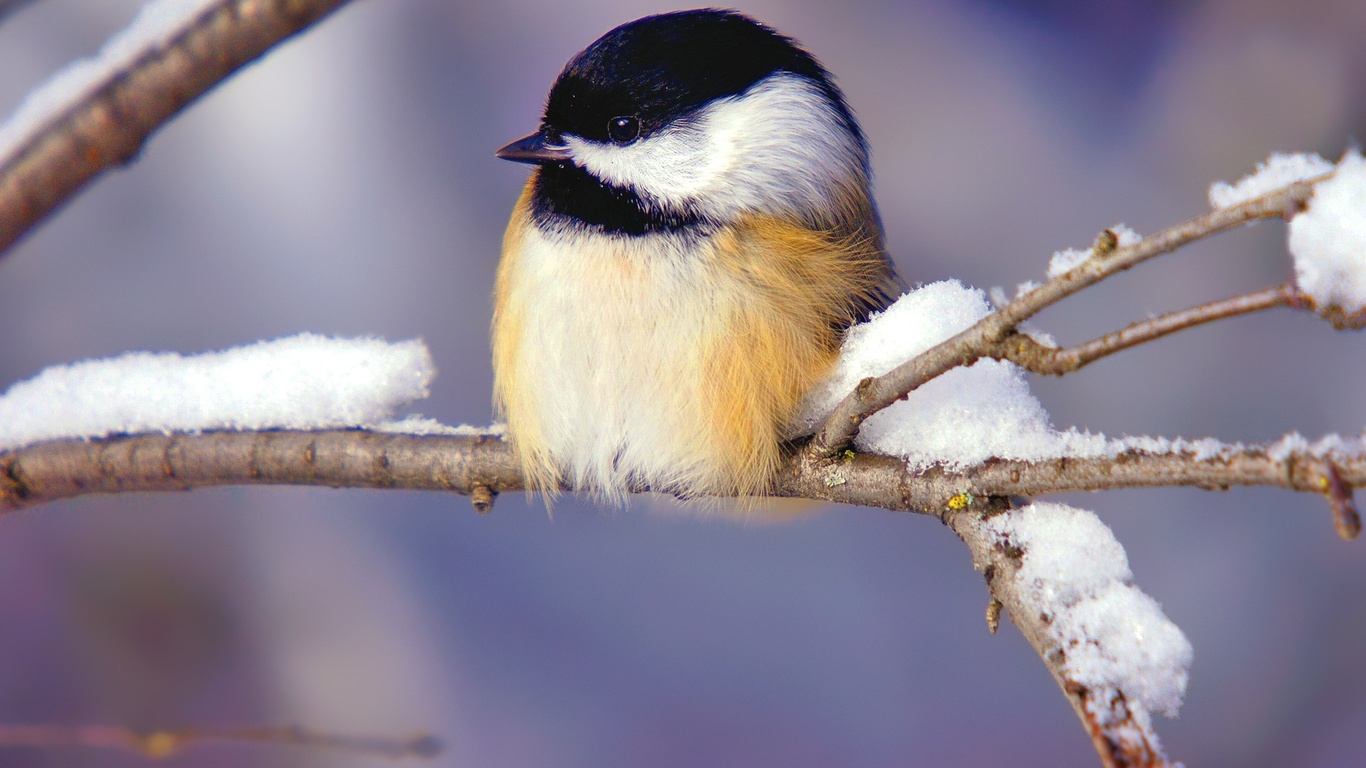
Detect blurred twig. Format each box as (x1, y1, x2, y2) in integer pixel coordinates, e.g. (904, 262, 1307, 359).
(0, 723, 441, 759)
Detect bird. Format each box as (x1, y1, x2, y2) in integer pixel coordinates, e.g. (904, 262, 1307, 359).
(492, 8, 902, 503)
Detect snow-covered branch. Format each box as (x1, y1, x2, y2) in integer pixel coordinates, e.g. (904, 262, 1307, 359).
(947, 500, 1181, 768)
(807, 175, 1325, 458)
(5, 427, 1364, 527)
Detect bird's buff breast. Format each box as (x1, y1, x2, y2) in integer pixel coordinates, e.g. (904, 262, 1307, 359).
(493, 200, 845, 501)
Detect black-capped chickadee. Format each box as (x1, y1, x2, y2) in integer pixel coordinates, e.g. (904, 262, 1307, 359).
(493, 9, 902, 501)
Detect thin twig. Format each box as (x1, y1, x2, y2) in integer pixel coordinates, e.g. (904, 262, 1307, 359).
(997, 283, 1303, 375)
(0, 723, 440, 759)
(0, 0, 355, 258)
(1310, 460, 1363, 540)
(806, 179, 1326, 458)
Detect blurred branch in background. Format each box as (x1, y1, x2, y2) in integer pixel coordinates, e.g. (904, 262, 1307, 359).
(0, 722, 441, 759)
(0, 0, 355, 257)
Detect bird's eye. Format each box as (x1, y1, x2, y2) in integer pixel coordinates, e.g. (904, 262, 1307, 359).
(608, 115, 640, 144)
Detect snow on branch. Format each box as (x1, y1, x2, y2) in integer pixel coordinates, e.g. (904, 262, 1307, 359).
(1207, 152, 1335, 208)
(984, 503, 1191, 731)
(1288, 151, 1366, 324)
(0, 334, 442, 452)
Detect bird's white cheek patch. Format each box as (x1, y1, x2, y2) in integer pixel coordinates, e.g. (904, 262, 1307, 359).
(565, 128, 720, 205)
(561, 74, 867, 224)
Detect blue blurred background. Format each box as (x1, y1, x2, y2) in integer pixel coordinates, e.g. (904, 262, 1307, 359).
(1, 0, 1365, 766)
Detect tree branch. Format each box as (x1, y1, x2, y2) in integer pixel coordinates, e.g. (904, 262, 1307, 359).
(0, 430, 523, 512)
(997, 283, 1303, 375)
(945, 500, 1170, 768)
(4, 429, 1361, 529)
(806, 179, 1325, 458)
(0, 0, 355, 257)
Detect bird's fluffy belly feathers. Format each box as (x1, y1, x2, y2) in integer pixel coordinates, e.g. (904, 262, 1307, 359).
(493, 183, 885, 500)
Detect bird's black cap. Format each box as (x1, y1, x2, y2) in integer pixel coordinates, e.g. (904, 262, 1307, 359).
(542, 9, 858, 145)
(512, 9, 866, 236)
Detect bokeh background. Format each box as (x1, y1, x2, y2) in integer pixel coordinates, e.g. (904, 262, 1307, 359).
(2, 0, 1365, 766)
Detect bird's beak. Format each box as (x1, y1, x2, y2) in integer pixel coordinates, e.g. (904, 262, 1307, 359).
(496, 131, 573, 164)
